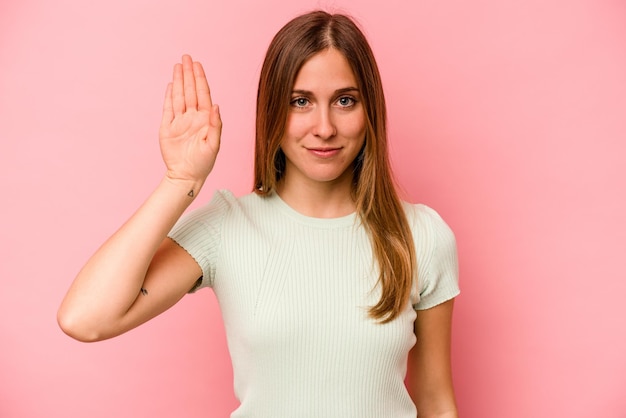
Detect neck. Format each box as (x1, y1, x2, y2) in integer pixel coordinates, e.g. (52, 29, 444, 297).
(276, 176, 356, 219)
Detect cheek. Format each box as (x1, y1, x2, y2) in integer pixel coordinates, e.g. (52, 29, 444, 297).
(284, 113, 308, 138)
(343, 113, 366, 138)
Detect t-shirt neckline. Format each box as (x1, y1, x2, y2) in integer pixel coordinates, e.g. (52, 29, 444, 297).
(265, 191, 359, 229)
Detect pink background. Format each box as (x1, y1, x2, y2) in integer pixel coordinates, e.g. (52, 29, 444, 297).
(1, 0, 625, 416)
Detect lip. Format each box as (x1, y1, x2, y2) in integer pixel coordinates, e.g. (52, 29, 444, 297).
(306, 147, 341, 158)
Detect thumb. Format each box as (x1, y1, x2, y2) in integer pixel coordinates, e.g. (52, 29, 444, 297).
(210, 104, 222, 129)
(207, 104, 222, 149)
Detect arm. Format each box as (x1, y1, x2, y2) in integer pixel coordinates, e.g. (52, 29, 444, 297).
(57, 55, 222, 342)
(407, 299, 458, 418)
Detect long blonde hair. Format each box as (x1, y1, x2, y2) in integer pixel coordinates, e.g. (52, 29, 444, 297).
(254, 11, 416, 322)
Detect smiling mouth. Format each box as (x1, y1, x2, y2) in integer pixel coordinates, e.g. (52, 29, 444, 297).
(307, 147, 341, 158)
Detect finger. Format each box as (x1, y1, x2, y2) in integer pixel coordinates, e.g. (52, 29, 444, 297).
(160, 82, 174, 129)
(207, 104, 222, 149)
(210, 104, 222, 130)
(194, 61, 213, 111)
(172, 63, 185, 115)
(182, 54, 197, 110)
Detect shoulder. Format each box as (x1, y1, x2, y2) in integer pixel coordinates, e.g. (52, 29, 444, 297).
(183, 190, 261, 221)
(402, 201, 460, 310)
(402, 202, 456, 251)
(213, 189, 274, 211)
(180, 190, 288, 238)
(168, 189, 252, 243)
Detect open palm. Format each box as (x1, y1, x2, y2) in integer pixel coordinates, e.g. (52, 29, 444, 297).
(159, 55, 222, 185)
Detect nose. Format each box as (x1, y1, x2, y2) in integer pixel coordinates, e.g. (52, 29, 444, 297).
(312, 107, 336, 139)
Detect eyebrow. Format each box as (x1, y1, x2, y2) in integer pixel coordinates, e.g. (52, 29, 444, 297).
(291, 87, 360, 95)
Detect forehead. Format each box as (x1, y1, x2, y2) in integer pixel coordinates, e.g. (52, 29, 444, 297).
(292, 48, 358, 91)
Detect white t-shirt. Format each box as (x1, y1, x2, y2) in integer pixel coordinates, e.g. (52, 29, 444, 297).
(169, 190, 460, 418)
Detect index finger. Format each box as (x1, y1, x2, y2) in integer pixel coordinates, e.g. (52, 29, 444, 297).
(193, 61, 213, 111)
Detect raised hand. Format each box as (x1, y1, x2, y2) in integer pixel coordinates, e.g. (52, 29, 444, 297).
(159, 55, 222, 191)
(58, 55, 222, 342)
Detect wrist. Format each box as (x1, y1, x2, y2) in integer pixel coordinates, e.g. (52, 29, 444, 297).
(161, 175, 205, 200)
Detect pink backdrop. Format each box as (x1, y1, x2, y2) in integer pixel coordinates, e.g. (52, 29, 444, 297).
(1, 0, 625, 416)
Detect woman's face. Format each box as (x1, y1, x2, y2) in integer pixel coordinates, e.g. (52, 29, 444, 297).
(279, 48, 366, 190)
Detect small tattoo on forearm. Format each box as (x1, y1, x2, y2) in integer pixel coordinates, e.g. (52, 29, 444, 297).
(188, 190, 194, 197)
(140, 288, 148, 296)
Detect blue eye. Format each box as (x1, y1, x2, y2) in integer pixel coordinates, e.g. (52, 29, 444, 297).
(337, 96, 356, 107)
(291, 97, 309, 107)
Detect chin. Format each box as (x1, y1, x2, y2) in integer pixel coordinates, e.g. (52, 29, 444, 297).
(308, 169, 353, 185)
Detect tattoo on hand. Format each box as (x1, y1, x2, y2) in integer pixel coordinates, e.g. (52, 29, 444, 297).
(188, 190, 194, 197)
(140, 288, 148, 296)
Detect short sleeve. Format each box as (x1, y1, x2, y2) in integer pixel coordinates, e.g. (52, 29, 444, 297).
(167, 190, 233, 291)
(408, 204, 460, 310)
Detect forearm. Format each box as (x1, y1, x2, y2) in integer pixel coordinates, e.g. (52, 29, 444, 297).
(410, 380, 458, 418)
(58, 176, 202, 340)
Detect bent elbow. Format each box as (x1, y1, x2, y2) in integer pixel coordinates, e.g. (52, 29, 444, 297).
(56, 307, 106, 343)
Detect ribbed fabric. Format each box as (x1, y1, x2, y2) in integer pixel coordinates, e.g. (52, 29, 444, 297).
(168, 190, 460, 418)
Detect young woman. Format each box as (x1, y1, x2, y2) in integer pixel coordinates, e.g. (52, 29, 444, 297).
(58, 10, 460, 418)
